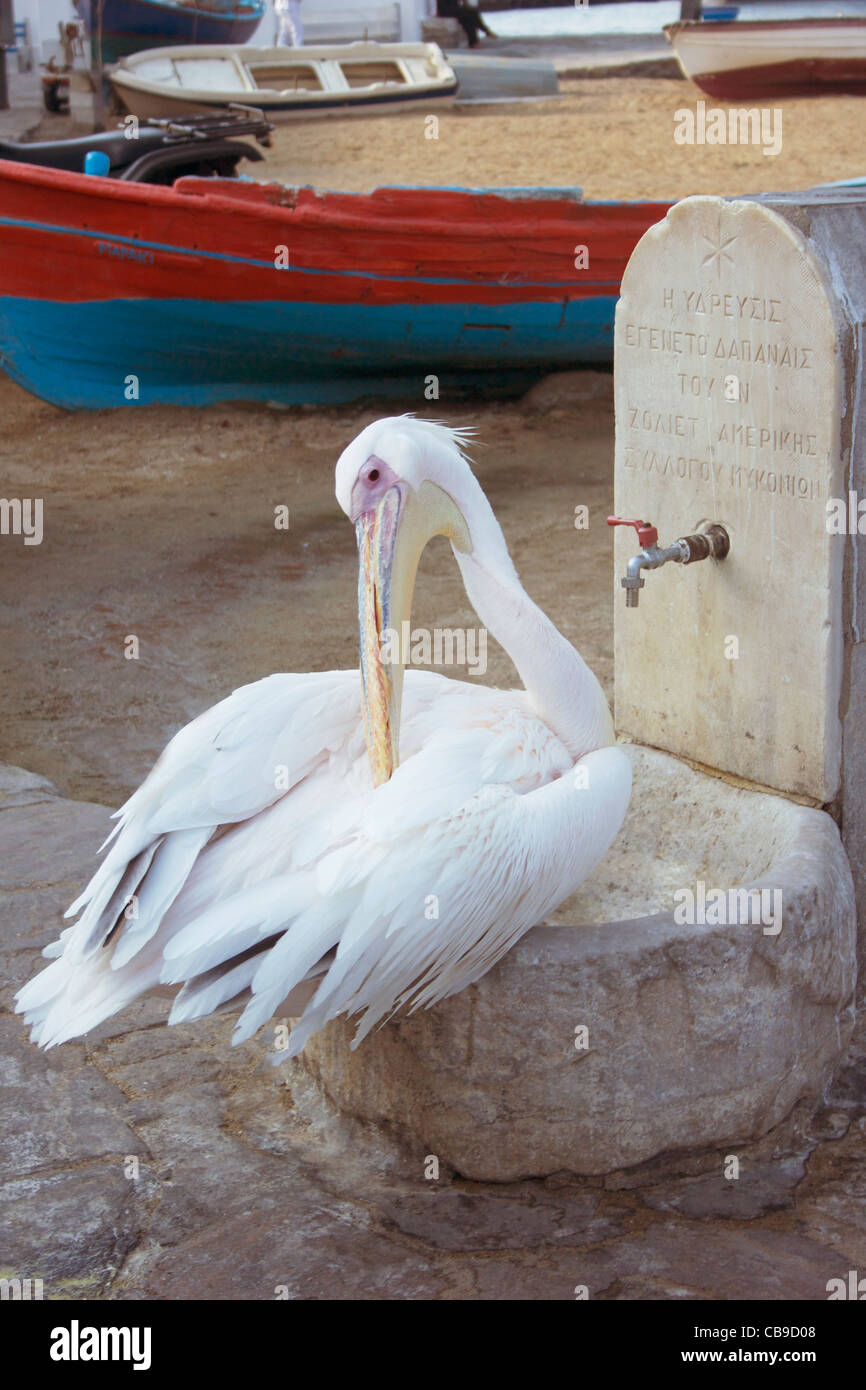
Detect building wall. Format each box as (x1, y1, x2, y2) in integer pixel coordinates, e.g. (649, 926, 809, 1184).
(263, 0, 436, 45)
(15, 0, 76, 63)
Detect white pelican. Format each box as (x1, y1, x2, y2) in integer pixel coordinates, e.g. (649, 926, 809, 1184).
(16, 418, 631, 1057)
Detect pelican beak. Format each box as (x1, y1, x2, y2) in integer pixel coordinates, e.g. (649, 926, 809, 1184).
(355, 481, 471, 787)
(356, 485, 406, 788)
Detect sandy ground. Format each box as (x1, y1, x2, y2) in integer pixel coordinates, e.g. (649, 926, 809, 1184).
(2, 74, 865, 805)
(256, 78, 866, 199)
(22, 75, 866, 198)
(0, 375, 615, 806)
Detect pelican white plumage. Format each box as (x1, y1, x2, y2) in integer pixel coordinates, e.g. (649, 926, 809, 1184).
(16, 417, 631, 1057)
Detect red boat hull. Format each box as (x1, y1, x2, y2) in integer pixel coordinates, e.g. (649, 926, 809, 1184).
(0, 161, 671, 408)
(693, 56, 866, 99)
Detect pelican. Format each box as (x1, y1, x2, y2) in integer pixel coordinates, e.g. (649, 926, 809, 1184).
(16, 418, 631, 1057)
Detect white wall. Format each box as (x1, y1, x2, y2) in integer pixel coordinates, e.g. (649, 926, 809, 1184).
(254, 0, 437, 45)
(14, 0, 76, 63)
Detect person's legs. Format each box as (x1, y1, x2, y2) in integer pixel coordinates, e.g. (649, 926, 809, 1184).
(437, 1, 492, 48)
(274, 0, 291, 46)
(286, 0, 303, 46)
(453, 9, 478, 46)
(454, 3, 483, 46)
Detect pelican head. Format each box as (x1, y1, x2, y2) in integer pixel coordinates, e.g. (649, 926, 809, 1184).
(336, 417, 477, 787)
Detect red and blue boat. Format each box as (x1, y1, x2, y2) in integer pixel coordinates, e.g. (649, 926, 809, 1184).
(74, 0, 266, 65)
(0, 159, 671, 410)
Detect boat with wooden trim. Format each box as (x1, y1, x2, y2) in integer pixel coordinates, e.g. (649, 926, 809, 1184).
(0, 163, 670, 409)
(664, 17, 866, 99)
(110, 42, 458, 119)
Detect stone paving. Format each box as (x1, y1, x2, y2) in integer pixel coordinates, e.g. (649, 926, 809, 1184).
(1, 762, 863, 1300)
(0, 68, 47, 141)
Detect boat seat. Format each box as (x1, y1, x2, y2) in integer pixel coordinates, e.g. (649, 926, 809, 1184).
(0, 128, 167, 173)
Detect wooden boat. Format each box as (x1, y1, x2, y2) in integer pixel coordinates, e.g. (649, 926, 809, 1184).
(74, 0, 266, 66)
(110, 42, 458, 120)
(664, 18, 866, 99)
(0, 160, 670, 410)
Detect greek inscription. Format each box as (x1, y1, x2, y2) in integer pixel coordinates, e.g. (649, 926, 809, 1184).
(717, 423, 818, 456)
(623, 446, 820, 500)
(625, 324, 809, 368)
(628, 407, 700, 438)
(682, 290, 782, 323)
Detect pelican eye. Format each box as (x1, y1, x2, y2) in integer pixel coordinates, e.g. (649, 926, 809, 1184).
(368, 468, 380, 482)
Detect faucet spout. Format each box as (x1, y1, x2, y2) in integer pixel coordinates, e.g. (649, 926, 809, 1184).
(608, 518, 730, 608)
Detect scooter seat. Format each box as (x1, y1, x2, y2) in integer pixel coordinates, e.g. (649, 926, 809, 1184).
(0, 127, 168, 174)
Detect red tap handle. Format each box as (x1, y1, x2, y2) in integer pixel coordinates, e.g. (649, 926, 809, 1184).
(606, 516, 658, 548)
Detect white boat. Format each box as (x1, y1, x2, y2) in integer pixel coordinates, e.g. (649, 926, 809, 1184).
(664, 18, 866, 99)
(110, 41, 458, 120)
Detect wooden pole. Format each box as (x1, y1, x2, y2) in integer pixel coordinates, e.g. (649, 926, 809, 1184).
(0, 0, 13, 112)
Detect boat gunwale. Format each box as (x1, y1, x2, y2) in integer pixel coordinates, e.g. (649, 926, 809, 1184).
(0, 158, 671, 219)
(666, 17, 866, 36)
(78, 0, 265, 21)
(113, 41, 457, 105)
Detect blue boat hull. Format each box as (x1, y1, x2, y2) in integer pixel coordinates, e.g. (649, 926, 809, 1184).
(74, 0, 265, 63)
(0, 295, 617, 410)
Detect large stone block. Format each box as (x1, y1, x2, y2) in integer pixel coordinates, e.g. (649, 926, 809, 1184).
(612, 195, 849, 802)
(296, 748, 857, 1180)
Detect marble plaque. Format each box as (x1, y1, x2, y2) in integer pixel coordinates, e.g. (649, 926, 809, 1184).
(613, 196, 844, 802)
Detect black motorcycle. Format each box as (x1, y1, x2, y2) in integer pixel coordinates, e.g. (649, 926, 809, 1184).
(0, 107, 273, 185)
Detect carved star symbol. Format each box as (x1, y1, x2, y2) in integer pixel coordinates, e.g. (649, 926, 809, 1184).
(700, 228, 737, 277)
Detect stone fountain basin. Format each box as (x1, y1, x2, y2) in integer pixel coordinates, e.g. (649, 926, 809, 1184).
(294, 747, 857, 1181)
